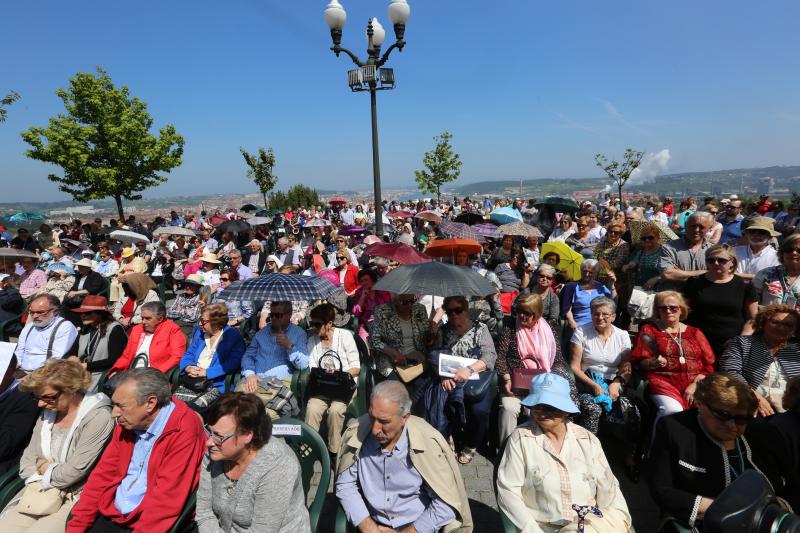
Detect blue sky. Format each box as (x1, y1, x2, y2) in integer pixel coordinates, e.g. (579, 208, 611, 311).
(1, 0, 799, 202)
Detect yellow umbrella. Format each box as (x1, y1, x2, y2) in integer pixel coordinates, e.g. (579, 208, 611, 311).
(541, 241, 583, 281)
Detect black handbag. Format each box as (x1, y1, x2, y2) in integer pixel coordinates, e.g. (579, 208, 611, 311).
(459, 324, 496, 399)
(179, 373, 212, 393)
(307, 350, 356, 404)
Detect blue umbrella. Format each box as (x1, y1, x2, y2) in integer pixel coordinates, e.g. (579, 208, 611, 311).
(217, 273, 338, 302)
(490, 207, 523, 225)
(9, 212, 46, 223)
(46, 263, 75, 275)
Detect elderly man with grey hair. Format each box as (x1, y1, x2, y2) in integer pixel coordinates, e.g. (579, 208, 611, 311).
(336, 380, 473, 533)
(227, 249, 253, 281)
(659, 211, 714, 291)
(14, 293, 79, 375)
(66, 368, 206, 532)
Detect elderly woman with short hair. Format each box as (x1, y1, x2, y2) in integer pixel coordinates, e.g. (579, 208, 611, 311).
(497, 372, 632, 533)
(569, 296, 632, 434)
(530, 264, 560, 323)
(720, 304, 800, 417)
(0, 359, 114, 532)
(195, 393, 310, 533)
(561, 259, 616, 330)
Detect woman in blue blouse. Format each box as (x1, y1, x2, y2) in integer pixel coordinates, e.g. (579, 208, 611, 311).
(561, 259, 617, 330)
(175, 302, 245, 411)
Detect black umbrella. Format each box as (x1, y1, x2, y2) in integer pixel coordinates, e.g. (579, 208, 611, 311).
(533, 197, 580, 213)
(454, 212, 484, 225)
(240, 204, 259, 212)
(217, 219, 251, 234)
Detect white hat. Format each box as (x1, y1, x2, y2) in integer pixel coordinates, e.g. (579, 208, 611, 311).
(75, 258, 94, 268)
(199, 252, 221, 264)
(0, 274, 8, 282)
(266, 255, 284, 268)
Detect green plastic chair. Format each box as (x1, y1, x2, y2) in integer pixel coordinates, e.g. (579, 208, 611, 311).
(168, 489, 198, 533)
(500, 509, 517, 533)
(273, 417, 331, 533)
(98, 277, 111, 298)
(92, 368, 112, 393)
(0, 471, 24, 512)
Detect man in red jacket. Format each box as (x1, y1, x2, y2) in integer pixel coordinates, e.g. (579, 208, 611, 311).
(66, 368, 205, 532)
(108, 301, 186, 377)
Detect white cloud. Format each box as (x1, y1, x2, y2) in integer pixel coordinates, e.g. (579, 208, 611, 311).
(629, 149, 671, 183)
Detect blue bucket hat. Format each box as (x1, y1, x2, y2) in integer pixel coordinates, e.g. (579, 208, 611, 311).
(46, 262, 75, 275)
(520, 373, 580, 414)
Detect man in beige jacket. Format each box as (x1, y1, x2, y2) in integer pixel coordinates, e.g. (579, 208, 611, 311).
(336, 380, 473, 533)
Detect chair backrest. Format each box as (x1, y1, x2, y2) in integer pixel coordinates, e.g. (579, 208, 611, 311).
(273, 417, 331, 533)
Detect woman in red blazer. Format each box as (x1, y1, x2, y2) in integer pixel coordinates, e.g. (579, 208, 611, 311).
(109, 302, 187, 376)
(332, 252, 361, 296)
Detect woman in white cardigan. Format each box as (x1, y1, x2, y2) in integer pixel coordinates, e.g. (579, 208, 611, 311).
(496, 372, 632, 533)
(303, 303, 360, 455)
(1, 359, 114, 533)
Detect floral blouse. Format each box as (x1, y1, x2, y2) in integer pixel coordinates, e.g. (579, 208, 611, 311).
(369, 302, 431, 377)
(593, 239, 630, 272)
(749, 265, 800, 310)
(434, 322, 496, 370)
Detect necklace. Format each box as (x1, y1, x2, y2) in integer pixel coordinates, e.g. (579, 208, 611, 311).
(662, 323, 686, 365)
(728, 438, 745, 480)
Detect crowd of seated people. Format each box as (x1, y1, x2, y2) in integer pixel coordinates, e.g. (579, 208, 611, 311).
(0, 195, 798, 533)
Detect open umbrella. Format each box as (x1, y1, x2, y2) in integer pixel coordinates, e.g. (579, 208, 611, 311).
(217, 219, 251, 234)
(364, 242, 431, 265)
(305, 219, 331, 228)
(541, 241, 583, 281)
(9, 212, 46, 223)
(338, 225, 365, 236)
(217, 273, 338, 302)
(389, 210, 414, 219)
(454, 212, 484, 225)
(374, 262, 495, 297)
(497, 222, 544, 239)
(424, 238, 483, 259)
(489, 207, 523, 225)
(246, 217, 272, 226)
(59, 238, 90, 251)
(329, 195, 347, 205)
(439, 221, 485, 242)
(240, 204, 259, 212)
(0, 248, 37, 259)
(152, 226, 197, 238)
(473, 223, 501, 239)
(414, 211, 442, 224)
(255, 209, 282, 217)
(534, 197, 580, 213)
(109, 229, 149, 244)
(629, 220, 678, 243)
(208, 214, 229, 226)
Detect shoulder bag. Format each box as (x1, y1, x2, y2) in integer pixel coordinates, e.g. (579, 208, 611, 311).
(461, 324, 496, 399)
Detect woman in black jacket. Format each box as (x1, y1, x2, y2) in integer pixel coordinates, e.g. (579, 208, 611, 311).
(69, 295, 128, 390)
(648, 373, 787, 531)
(0, 274, 24, 337)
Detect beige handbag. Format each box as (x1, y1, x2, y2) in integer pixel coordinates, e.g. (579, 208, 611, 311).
(394, 361, 427, 383)
(16, 481, 65, 516)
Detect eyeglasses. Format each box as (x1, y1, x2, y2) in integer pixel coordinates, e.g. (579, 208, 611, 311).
(34, 391, 62, 404)
(29, 308, 55, 316)
(591, 312, 614, 319)
(203, 424, 240, 445)
(705, 405, 750, 426)
(657, 305, 680, 313)
(767, 319, 796, 330)
(336, 256, 347, 260)
(706, 257, 731, 266)
(445, 307, 465, 316)
(270, 312, 286, 319)
(640, 235, 656, 241)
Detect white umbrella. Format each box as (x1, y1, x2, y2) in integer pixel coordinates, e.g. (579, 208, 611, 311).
(109, 229, 149, 244)
(0, 248, 38, 259)
(152, 226, 196, 238)
(305, 219, 331, 228)
(247, 217, 273, 226)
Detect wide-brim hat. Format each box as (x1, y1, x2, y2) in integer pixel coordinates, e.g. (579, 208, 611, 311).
(743, 217, 780, 237)
(520, 373, 580, 414)
(73, 295, 112, 314)
(184, 273, 205, 286)
(120, 247, 135, 258)
(75, 258, 94, 268)
(199, 252, 221, 264)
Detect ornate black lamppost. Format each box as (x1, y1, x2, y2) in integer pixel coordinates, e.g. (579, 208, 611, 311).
(325, 0, 410, 236)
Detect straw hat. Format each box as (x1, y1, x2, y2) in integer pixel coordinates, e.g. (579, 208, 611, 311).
(184, 273, 205, 286)
(120, 247, 135, 258)
(199, 252, 221, 264)
(744, 217, 780, 237)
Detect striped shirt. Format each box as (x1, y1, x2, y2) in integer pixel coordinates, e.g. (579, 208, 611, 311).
(719, 334, 800, 388)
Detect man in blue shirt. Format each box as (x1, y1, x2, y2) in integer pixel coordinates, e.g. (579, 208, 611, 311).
(720, 200, 744, 244)
(237, 301, 308, 417)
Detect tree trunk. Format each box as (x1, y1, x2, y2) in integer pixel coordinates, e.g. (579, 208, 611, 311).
(114, 195, 125, 222)
(618, 182, 623, 209)
(262, 192, 268, 209)
(436, 185, 441, 204)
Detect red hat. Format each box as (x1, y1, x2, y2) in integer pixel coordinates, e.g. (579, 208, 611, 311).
(72, 295, 112, 314)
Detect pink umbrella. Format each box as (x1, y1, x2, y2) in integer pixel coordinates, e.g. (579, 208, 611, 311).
(318, 269, 341, 286)
(364, 242, 432, 264)
(389, 210, 414, 219)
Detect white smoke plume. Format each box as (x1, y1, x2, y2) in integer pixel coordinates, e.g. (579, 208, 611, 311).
(629, 149, 671, 184)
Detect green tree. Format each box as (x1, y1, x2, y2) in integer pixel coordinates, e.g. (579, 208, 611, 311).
(0, 91, 20, 123)
(21, 68, 184, 221)
(269, 184, 320, 212)
(240, 146, 278, 209)
(594, 148, 644, 204)
(414, 131, 462, 203)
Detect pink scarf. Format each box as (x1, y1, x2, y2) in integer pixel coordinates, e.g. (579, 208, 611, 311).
(516, 318, 556, 371)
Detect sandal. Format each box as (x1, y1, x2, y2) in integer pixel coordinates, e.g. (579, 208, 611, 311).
(457, 447, 476, 465)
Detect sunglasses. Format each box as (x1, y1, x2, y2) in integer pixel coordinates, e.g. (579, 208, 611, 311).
(657, 305, 680, 313)
(532, 404, 563, 418)
(220, 277, 230, 282)
(706, 257, 730, 265)
(445, 307, 465, 316)
(537, 274, 553, 280)
(34, 391, 62, 403)
(640, 235, 656, 241)
(706, 404, 750, 426)
(336, 256, 347, 260)
(783, 248, 800, 254)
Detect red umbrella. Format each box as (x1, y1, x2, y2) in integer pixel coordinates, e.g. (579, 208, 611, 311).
(208, 214, 228, 226)
(414, 210, 442, 224)
(424, 238, 483, 259)
(389, 210, 414, 219)
(329, 195, 347, 205)
(364, 242, 431, 264)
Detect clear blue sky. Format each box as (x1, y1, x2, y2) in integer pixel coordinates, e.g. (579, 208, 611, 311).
(2, 0, 799, 202)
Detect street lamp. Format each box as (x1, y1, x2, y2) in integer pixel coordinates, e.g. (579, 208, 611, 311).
(325, 0, 410, 236)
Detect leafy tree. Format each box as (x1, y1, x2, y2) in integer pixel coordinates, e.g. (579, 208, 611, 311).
(241, 146, 278, 209)
(0, 91, 20, 123)
(269, 184, 320, 212)
(21, 67, 184, 221)
(414, 131, 462, 203)
(594, 148, 644, 205)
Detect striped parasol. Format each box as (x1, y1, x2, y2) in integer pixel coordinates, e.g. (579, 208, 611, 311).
(216, 273, 338, 302)
(439, 221, 485, 242)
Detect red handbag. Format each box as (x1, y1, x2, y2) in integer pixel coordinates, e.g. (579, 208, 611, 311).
(511, 367, 546, 394)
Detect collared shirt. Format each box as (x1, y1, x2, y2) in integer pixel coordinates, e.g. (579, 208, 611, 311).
(236, 263, 253, 280)
(659, 238, 710, 290)
(340, 209, 355, 225)
(735, 245, 780, 276)
(19, 268, 47, 298)
(202, 237, 218, 250)
(337, 428, 455, 533)
(720, 215, 744, 244)
(240, 322, 308, 379)
(114, 401, 176, 514)
(15, 317, 79, 372)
